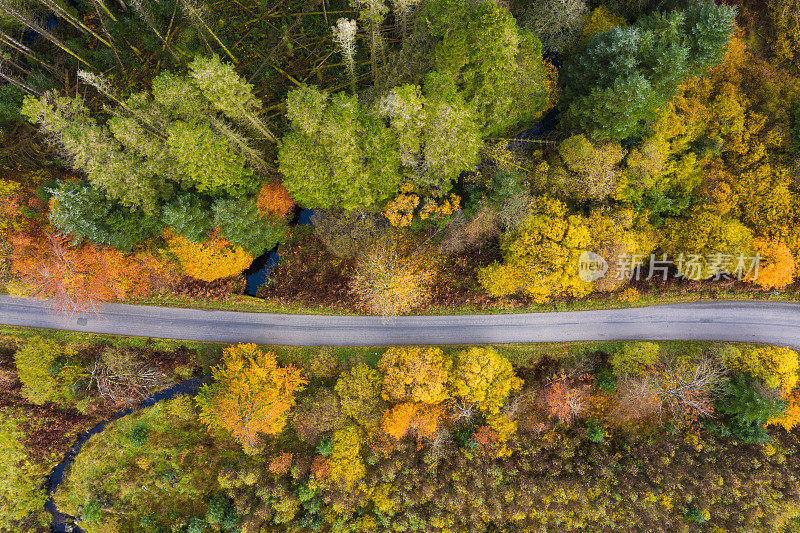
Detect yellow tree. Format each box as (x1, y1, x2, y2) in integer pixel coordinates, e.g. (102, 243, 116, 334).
(747, 238, 795, 289)
(723, 345, 799, 393)
(196, 344, 307, 453)
(166, 229, 253, 283)
(335, 363, 386, 426)
(449, 347, 522, 414)
(478, 196, 593, 302)
(377, 346, 451, 404)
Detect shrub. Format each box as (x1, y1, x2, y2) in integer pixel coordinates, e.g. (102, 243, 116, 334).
(609, 342, 660, 377)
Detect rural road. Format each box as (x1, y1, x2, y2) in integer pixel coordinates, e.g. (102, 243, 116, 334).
(1, 295, 799, 348)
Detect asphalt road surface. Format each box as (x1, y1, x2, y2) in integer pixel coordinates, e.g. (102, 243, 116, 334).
(1, 295, 799, 347)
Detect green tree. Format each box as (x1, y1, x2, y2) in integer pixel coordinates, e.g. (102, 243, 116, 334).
(279, 85, 402, 210)
(424, 0, 554, 135)
(212, 196, 288, 256)
(449, 346, 522, 414)
(562, 2, 737, 140)
(160, 192, 214, 243)
(21, 92, 167, 213)
(188, 54, 276, 142)
(716, 374, 786, 444)
(50, 181, 163, 251)
(166, 120, 256, 196)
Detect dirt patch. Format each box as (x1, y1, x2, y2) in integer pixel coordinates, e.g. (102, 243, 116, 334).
(0, 378, 98, 464)
(258, 232, 356, 309)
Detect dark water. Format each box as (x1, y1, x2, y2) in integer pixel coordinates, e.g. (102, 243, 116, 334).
(244, 208, 315, 296)
(46, 377, 208, 532)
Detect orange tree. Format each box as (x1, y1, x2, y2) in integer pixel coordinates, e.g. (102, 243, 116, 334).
(196, 344, 307, 453)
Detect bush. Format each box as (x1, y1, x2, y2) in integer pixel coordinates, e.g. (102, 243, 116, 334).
(609, 342, 659, 377)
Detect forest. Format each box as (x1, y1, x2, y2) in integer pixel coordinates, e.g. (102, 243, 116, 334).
(3, 332, 800, 531)
(0, 0, 798, 314)
(2, 0, 800, 531)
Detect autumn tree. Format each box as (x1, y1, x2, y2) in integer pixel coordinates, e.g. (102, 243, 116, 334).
(196, 344, 307, 453)
(748, 238, 795, 289)
(449, 347, 522, 415)
(539, 378, 589, 424)
(547, 134, 626, 201)
(12, 233, 158, 315)
(661, 207, 754, 280)
(334, 363, 386, 426)
(723, 345, 799, 394)
(165, 229, 253, 283)
(587, 207, 657, 292)
(329, 425, 366, 488)
(256, 181, 295, 220)
(766, 0, 800, 64)
(478, 196, 593, 302)
(292, 389, 346, 444)
(381, 402, 445, 440)
(14, 336, 82, 405)
(278, 84, 402, 210)
(377, 346, 451, 404)
(349, 240, 437, 315)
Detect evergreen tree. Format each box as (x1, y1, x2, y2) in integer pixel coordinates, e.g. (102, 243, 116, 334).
(562, 1, 736, 140)
(50, 181, 163, 251)
(279, 85, 402, 210)
(212, 196, 288, 256)
(160, 193, 214, 243)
